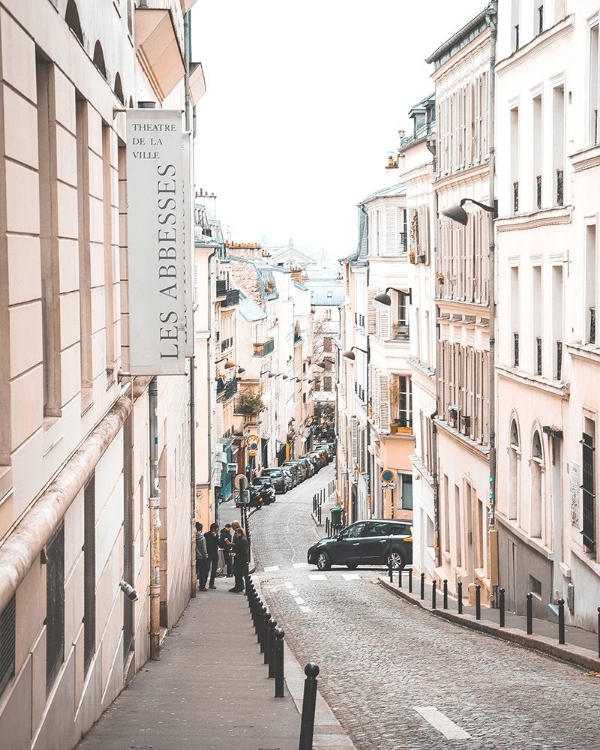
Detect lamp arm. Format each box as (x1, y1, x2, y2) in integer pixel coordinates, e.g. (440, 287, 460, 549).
(460, 197, 497, 216)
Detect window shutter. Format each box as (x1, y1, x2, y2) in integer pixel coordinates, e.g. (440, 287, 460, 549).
(367, 288, 377, 335)
(351, 418, 358, 463)
(378, 307, 391, 340)
(215, 402, 223, 441)
(194, 263, 199, 303)
(379, 373, 390, 431)
(371, 365, 380, 426)
(385, 206, 398, 256)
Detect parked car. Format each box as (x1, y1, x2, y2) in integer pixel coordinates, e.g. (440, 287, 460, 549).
(250, 477, 276, 504)
(307, 451, 325, 471)
(297, 456, 314, 478)
(260, 468, 288, 494)
(281, 467, 295, 491)
(307, 519, 413, 571)
(282, 461, 306, 483)
(315, 443, 335, 462)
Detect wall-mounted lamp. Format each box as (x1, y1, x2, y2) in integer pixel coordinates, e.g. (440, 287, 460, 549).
(342, 346, 368, 361)
(374, 287, 412, 306)
(237, 366, 246, 375)
(224, 360, 236, 369)
(440, 197, 497, 226)
(119, 580, 139, 602)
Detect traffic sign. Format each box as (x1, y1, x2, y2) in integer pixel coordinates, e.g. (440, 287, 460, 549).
(381, 468, 395, 483)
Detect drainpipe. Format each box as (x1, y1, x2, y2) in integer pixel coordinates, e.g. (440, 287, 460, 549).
(207, 248, 218, 523)
(486, 1, 499, 601)
(149, 376, 161, 660)
(431, 408, 440, 569)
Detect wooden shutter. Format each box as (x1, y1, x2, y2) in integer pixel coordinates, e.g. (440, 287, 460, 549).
(385, 206, 398, 256)
(351, 418, 358, 463)
(367, 288, 377, 335)
(379, 373, 390, 431)
(378, 306, 391, 340)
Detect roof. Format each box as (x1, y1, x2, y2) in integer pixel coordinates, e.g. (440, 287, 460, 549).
(310, 287, 344, 306)
(360, 183, 406, 204)
(425, 5, 492, 68)
(238, 292, 266, 322)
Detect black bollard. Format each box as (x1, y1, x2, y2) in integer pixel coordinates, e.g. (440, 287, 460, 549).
(420, 572, 425, 600)
(267, 618, 277, 668)
(457, 581, 463, 614)
(526, 592, 533, 635)
(408, 569, 413, 594)
(475, 584, 481, 620)
(398, 566, 402, 589)
(443, 579, 448, 610)
(258, 605, 266, 648)
(432, 580, 437, 610)
(325, 518, 330, 536)
(499, 587, 505, 628)
(275, 627, 285, 697)
(558, 599, 565, 645)
(389, 559, 393, 583)
(299, 663, 320, 750)
(261, 609, 270, 654)
(598, 608, 600, 658)
(318, 505, 322, 525)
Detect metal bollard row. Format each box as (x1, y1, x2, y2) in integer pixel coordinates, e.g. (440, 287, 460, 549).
(245, 576, 286, 698)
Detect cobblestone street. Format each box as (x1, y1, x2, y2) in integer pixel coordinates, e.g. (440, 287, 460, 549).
(248, 465, 600, 750)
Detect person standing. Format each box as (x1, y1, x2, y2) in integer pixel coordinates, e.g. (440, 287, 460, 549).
(229, 527, 249, 593)
(204, 522, 220, 590)
(195, 522, 209, 591)
(219, 523, 233, 577)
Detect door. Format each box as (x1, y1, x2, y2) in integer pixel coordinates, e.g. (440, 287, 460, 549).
(507, 539, 517, 612)
(331, 522, 368, 565)
(359, 522, 393, 564)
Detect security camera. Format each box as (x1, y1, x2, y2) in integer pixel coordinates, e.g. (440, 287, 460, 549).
(119, 580, 139, 602)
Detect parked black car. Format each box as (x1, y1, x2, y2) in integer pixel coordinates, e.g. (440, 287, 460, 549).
(307, 519, 412, 571)
(282, 461, 305, 484)
(260, 468, 287, 494)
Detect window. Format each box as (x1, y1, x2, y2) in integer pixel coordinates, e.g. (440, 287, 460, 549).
(103, 123, 116, 377)
(76, 98, 93, 395)
(590, 24, 599, 146)
(323, 376, 333, 391)
(0, 596, 16, 698)
(533, 95, 542, 210)
(46, 523, 65, 692)
(530, 431, 543, 538)
(582, 422, 596, 553)
(529, 575, 542, 598)
(553, 85, 565, 206)
(342, 522, 368, 539)
(365, 522, 394, 537)
(532, 266, 542, 375)
(84, 476, 96, 672)
(511, 107, 519, 213)
(586, 224, 597, 345)
(324, 336, 333, 352)
(537, 4, 544, 35)
(398, 376, 412, 429)
(399, 473, 413, 510)
(508, 419, 520, 520)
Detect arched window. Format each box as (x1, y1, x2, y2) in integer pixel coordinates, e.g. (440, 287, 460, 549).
(114, 73, 124, 106)
(530, 431, 543, 538)
(508, 419, 519, 520)
(93, 41, 107, 81)
(65, 0, 84, 44)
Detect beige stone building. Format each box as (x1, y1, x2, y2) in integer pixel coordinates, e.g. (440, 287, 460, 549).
(0, 1, 204, 747)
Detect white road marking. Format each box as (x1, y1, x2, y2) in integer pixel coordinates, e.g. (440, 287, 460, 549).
(308, 574, 327, 580)
(414, 707, 471, 740)
(294, 596, 306, 605)
(289, 589, 299, 596)
(300, 606, 311, 613)
(264, 566, 280, 572)
(285, 582, 294, 589)
(342, 573, 360, 580)
(293, 562, 310, 569)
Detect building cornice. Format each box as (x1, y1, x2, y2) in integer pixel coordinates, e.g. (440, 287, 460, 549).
(496, 364, 570, 399)
(437, 299, 490, 322)
(496, 514, 553, 560)
(434, 162, 489, 191)
(566, 342, 600, 366)
(434, 418, 490, 461)
(496, 15, 574, 77)
(496, 206, 572, 232)
(570, 144, 600, 173)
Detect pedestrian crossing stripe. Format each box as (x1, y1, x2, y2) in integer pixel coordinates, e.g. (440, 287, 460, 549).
(264, 565, 280, 572)
(300, 606, 311, 613)
(292, 562, 310, 569)
(308, 574, 327, 580)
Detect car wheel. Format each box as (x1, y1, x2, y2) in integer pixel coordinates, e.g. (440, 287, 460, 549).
(346, 563, 358, 570)
(316, 551, 331, 571)
(387, 551, 405, 570)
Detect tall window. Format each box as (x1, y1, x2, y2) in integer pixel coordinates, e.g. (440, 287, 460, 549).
(0, 596, 16, 698)
(399, 473, 413, 510)
(532, 265, 542, 375)
(84, 476, 96, 672)
(586, 224, 597, 345)
(512, 0, 520, 51)
(582, 419, 596, 553)
(530, 431, 543, 538)
(398, 376, 413, 429)
(508, 419, 520, 520)
(590, 24, 599, 146)
(511, 107, 520, 213)
(76, 97, 92, 393)
(511, 266, 520, 367)
(553, 85, 565, 206)
(46, 523, 65, 692)
(552, 266, 563, 380)
(103, 123, 116, 378)
(533, 95, 543, 210)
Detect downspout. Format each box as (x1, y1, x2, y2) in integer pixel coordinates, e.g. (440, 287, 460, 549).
(432, 188, 441, 570)
(207, 248, 218, 523)
(486, 1, 499, 602)
(149, 377, 161, 660)
(361, 204, 373, 520)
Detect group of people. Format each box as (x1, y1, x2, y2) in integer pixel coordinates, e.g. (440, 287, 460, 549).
(195, 519, 249, 594)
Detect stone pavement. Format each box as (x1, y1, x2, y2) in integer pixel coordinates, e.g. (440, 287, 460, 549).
(379, 572, 600, 672)
(76, 553, 357, 750)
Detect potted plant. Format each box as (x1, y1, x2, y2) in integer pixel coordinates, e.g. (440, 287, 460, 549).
(389, 379, 400, 433)
(237, 388, 265, 417)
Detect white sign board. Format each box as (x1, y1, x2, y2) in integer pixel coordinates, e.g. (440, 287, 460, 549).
(126, 109, 187, 374)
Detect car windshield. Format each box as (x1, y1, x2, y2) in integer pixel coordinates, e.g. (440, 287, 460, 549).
(340, 522, 368, 539)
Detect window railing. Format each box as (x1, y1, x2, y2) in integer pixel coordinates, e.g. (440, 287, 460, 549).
(536, 336, 542, 375)
(215, 279, 227, 297)
(354, 312, 365, 328)
(220, 337, 234, 353)
(556, 340, 563, 381)
(513, 181, 519, 213)
(556, 169, 564, 206)
(294, 329, 302, 343)
(514, 23, 520, 51)
(399, 231, 408, 252)
(253, 338, 275, 357)
(538, 5, 544, 34)
(513, 332, 519, 367)
(536, 175, 542, 209)
(590, 307, 596, 345)
(222, 289, 240, 308)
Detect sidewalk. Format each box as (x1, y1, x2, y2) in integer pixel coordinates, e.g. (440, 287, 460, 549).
(379, 573, 600, 672)
(77, 534, 357, 750)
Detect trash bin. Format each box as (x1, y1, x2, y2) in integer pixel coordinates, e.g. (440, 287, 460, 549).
(330, 506, 343, 526)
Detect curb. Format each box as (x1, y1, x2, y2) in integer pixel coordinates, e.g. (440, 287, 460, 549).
(379, 577, 600, 672)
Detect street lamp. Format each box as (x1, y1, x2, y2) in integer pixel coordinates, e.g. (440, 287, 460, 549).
(374, 287, 412, 306)
(441, 197, 497, 226)
(341, 346, 368, 361)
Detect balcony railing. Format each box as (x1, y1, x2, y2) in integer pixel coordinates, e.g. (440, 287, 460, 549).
(590, 307, 596, 345)
(215, 279, 227, 298)
(294, 330, 302, 343)
(220, 337, 234, 353)
(393, 324, 410, 340)
(513, 332, 519, 368)
(536, 175, 542, 209)
(354, 382, 365, 402)
(217, 378, 238, 401)
(222, 289, 240, 308)
(399, 231, 408, 252)
(354, 312, 365, 328)
(536, 336, 542, 375)
(556, 340, 563, 381)
(513, 181, 519, 213)
(556, 169, 564, 206)
(253, 338, 275, 357)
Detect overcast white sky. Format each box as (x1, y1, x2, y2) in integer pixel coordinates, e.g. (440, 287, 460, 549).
(192, 0, 485, 258)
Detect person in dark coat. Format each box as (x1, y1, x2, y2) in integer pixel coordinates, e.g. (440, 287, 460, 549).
(195, 522, 209, 591)
(229, 527, 249, 593)
(219, 523, 233, 577)
(204, 522, 220, 589)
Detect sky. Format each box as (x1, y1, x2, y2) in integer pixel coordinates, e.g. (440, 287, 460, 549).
(192, 0, 486, 258)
